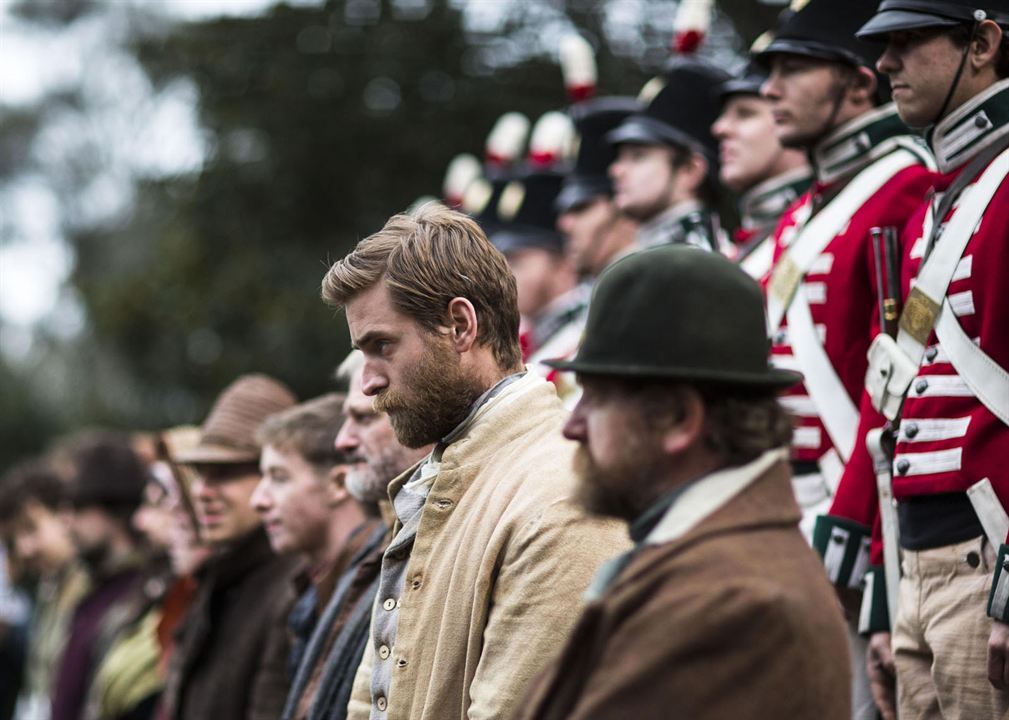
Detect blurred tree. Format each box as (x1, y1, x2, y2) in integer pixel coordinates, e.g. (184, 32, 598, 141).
(1, 0, 778, 469)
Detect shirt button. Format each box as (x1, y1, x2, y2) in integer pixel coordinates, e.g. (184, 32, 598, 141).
(383, 598, 396, 611)
(379, 645, 391, 660)
(966, 551, 981, 568)
(903, 423, 919, 439)
(914, 379, 929, 394)
(376, 696, 387, 712)
(411, 575, 423, 590)
(895, 459, 911, 475)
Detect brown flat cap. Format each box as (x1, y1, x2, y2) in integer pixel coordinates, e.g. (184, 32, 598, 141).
(177, 374, 297, 465)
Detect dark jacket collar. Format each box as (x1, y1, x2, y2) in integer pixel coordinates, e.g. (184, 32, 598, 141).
(928, 78, 1009, 173)
(201, 526, 276, 590)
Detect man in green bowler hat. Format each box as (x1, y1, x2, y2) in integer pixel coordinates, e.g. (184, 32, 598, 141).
(517, 245, 852, 720)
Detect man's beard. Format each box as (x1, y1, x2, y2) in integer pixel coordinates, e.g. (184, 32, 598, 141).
(345, 448, 417, 504)
(373, 337, 485, 449)
(572, 440, 668, 522)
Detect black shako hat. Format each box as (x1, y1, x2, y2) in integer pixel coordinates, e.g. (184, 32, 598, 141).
(546, 245, 802, 389)
(607, 59, 730, 162)
(556, 97, 641, 214)
(857, 1, 1009, 40)
(756, 0, 886, 70)
(490, 172, 565, 256)
(716, 62, 769, 103)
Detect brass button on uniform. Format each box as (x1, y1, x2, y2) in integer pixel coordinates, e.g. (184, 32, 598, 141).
(379, 644, 391, 660)
(383, 598, 396, 611)
(376, 696, 387, 712)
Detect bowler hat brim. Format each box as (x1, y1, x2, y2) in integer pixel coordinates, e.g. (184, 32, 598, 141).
(543, 357, 803, 390)
(856, 10, 960, 40)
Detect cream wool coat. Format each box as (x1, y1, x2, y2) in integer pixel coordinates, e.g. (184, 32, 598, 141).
(346, 374, 629, 720)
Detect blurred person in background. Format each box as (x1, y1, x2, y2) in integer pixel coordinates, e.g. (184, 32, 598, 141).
(607, 60, 731, 251)
(0, 459, 89, 720)
(51, 434, 149, 720)
(163, 374, 298, 720)
(252, 393, 385, 720)
(0, 544, 29, 720)
(711, 63, 811, 278)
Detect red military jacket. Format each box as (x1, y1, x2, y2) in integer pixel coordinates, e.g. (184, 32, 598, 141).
(826, 81, 1009, 578)
(763, 105, 933, 497)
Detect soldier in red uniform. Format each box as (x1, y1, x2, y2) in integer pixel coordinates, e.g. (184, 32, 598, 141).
(711, 64, 812, 278)
(755, 1, 935, 717)
(827, 3, 1009, 718)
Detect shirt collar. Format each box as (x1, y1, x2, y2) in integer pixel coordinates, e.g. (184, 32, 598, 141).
(928, 77, 1009, 174)
(812, 103, 914, 184)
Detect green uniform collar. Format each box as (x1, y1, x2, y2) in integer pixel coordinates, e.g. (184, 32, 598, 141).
(739, 166, 813, 230)
(813, 103, 916, 184)
(929, 77, 1009, 174)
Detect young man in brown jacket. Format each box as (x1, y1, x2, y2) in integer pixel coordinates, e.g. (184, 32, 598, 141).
(519, 245, 852, 720)
(321, 203, 628, 720)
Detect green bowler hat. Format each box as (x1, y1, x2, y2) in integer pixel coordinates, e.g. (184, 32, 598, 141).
(546, 245, 802, 389)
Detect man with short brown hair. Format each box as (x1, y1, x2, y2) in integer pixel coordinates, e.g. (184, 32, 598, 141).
(322, 203, 628, 720)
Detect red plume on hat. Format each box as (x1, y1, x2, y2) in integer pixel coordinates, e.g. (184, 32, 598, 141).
(673, 0, 714, 55)
(559, 34, 596, 102)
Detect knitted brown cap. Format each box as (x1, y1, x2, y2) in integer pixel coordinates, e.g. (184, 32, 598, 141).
(176, 374, 297, 465)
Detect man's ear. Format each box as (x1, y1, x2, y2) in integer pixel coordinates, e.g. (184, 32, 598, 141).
(971, 20, 1004, 73)
(445, 297, 479, 353)
(325, 465, 351, 506)
(660, 389, 706, 456)
(681, 152, 710, 195)
(848, 66, 878, 106)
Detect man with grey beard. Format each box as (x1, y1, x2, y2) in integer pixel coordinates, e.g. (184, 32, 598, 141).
(275, 351, 428, 720)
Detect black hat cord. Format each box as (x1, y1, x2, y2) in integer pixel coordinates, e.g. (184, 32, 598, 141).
(932, 16, 983, 128)
(806, 72, 857, 178)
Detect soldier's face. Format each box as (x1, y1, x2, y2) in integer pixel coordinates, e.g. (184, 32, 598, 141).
(877, 29, 970, 128)
(507, 247, 565, 318)
(8, 501, 75, 576)
(712, 95, 788, 192)
(558, 196, 620, 277)
(762, 55, 849, 147)
(609, 143, 679, 221)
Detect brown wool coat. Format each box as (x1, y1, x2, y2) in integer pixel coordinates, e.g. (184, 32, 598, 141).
(347, 374, 630, 720)
(517, 449, 852, 720)
(162, 527, 299, 720)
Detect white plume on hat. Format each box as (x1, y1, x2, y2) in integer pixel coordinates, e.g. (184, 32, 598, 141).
(442, 153, 481, 209)
(527, 111, 575, 169)
(559, 34, 596, 101)
(485, 112, 530, 168)
(673, 0, 713, 54)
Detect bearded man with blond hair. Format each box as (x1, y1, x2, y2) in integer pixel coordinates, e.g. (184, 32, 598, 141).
(321, 202, 628, 720)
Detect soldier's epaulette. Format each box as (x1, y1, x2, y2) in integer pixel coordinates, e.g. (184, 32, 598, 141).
(988, 544, 1009, 622)
(812, 514, 871, 590)
(858, 565, 890, 636)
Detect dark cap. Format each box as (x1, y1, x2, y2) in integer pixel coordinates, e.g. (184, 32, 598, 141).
(546, 245, 802, 389)
(857, 1, 1009, 40)
(716, 62, 769, 103)
(556, 96, 641, 214)
(67, 434, 148, 511)
(489, 172, 565, 256)
(756, 0, 887, 69)
(607, 59, 730, 161)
